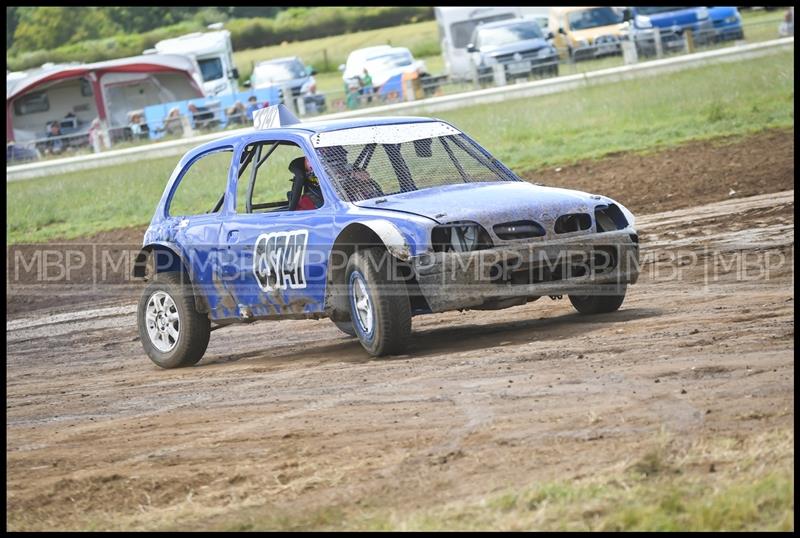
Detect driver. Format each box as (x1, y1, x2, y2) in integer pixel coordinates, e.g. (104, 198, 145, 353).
(317, 146, 384, 201)
(293, 157, 324, 210)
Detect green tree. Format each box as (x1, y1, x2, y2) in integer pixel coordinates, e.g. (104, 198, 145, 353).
(6, 7, 21, 49)
(12, 7, 120, 52)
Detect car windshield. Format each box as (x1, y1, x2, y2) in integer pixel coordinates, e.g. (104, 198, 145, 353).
(315, 134, 520, 203)
(637, 7, 693, 16)
(252, 61, 305, 85)
(568, 7, 623, 30)
(477, 22, 543, 48)
(365, 52, 413, 70)
(198, 58, 223, 82)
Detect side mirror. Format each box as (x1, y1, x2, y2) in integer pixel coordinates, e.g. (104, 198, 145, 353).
(546, 31, 555, 40)
(243, 79, 251, 88)
(310, 69, 318, 76)
(558, 27, 566, 35)
(338, 64, 346, 72)
(231, 67, 240, 79)
(622, 8, 632, 22)
(466, 43, 478, 53)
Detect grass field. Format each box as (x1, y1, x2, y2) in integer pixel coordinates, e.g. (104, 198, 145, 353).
(6, 49, 794, 244)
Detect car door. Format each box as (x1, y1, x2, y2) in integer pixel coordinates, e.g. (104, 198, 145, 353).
(218, 137, 334, 319)
(164, 146, 234, 317)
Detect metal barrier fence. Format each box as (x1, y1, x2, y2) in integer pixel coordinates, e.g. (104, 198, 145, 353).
(6, 14, 788, 166)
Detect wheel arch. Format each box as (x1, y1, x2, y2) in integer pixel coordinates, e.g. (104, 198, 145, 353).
(325, 220, 417, 319)
(132, 242, 210, 314)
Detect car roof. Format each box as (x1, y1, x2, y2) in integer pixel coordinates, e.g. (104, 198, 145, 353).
(196, 116, 444, 149)
(255, 56, 301, 66)
(551, 6, 611, 15)
(476, 18, 538, 30)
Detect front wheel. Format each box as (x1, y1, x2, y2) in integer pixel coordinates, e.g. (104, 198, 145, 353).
(332, 319, 357, 337)
(346, 247, 412, 356)
(569, 284, 627, 315)
(137, 272, 210, 368)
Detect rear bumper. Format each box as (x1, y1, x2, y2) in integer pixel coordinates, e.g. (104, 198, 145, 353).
(411, 229, 640, 313)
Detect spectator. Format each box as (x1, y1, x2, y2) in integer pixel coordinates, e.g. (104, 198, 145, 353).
(129, 113, 146, 140)
(345, 79, 361, 109)
(360, 68, 374, 104)
(153, 107, 186, 138)
(46, 121, 64, 155)
(88, 118, 107, 153)
(246, 96, 262, 121)
(225, 100, 248, 125)
(7, 141, 40, 162)
(187, 102, 217, 130)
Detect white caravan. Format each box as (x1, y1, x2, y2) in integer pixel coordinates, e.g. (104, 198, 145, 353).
(434, 6, 552, 81)
(147, 28, 239, 97)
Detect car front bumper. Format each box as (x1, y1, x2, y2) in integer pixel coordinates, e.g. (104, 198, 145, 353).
(411, 229, 640, 313)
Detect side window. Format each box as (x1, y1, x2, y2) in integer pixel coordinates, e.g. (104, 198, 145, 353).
(236, 142, 322, 213)
(168, 149, 232, 217)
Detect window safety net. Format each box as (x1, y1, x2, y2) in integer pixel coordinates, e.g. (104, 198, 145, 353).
(314, 134, 521, 203)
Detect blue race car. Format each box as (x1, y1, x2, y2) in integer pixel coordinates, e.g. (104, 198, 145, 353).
(133, 104, 640, 368)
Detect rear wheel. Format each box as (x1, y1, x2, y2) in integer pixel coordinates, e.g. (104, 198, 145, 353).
(346, 247, 412, 356)
(137, 272, 210, 369)
(569, 284, 627, 315)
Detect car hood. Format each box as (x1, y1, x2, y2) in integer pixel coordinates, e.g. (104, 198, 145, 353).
(708, 6, 739, 22)
(570, 24, 627, 42)
(641, 8, 705, 28)
(354, 182, 632, 237)
(254, 75, 308, 90)
(481, 38, 550, 56)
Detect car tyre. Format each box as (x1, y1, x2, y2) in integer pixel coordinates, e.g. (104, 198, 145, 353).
(346, 247, 412, 356)
(332, 319, 357, 337)
(138, 271, 210, 369)
(569, 284, 627, 315)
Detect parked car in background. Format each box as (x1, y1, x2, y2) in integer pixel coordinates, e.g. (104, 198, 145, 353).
(708, 6, 745, 42)
(434, 6, 550, 81)
(623, 6, 738, 57)
(248, 56, 326, 114)
(549, 6, 627, 61)
(467, 18, 559, 84)
(340, 46, 429, 93)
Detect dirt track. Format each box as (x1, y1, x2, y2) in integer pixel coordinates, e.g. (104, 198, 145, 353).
(6, 133, 795, 530)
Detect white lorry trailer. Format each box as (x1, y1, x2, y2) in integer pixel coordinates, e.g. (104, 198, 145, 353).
(146, 27, 239, 97)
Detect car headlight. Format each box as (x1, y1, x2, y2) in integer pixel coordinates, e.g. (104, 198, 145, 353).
(635, 14, 653, 29)
(575, 38, 589, 47)
(484, 55, 498, 66)
(724, 15, 739, 24)
(696, 7, 709, 20)
(538, 46, 554, 58)
(431, 222, 492, 253)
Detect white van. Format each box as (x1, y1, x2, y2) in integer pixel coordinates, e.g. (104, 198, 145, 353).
(434, 7, 551, 81)
(147, 28, 239, 97)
